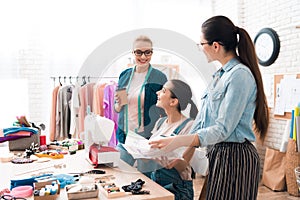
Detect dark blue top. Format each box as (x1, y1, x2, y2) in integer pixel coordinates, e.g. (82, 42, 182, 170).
(116, 65, 167, 143)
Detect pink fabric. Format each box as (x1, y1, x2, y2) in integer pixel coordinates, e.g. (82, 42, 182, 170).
(78, 83, 95, 134)
(93, 83, 107, 117)
(49, 85, 60, 141)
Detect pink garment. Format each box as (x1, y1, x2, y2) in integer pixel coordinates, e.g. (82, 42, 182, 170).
(103, 81, 118, 147)
(92, 82, 107, 117)
(49, 85, 60, 141)
(78, 83, 95, 135)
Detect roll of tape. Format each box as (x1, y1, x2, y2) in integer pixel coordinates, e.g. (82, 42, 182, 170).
(0, 153, 14, 162)
(11, 185, 33, 198)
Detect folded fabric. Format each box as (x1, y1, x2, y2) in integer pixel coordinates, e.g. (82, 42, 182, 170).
(0, 135, 32, 143)
(10, 174, 51, 189)
(3, 127, 38, 137)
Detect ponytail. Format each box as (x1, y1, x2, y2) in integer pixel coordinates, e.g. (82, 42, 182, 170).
(237, 28, 269, 141)
(189, 100, 198, 119)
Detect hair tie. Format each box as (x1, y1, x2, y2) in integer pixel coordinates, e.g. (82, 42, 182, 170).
(235, 26, 240, 34)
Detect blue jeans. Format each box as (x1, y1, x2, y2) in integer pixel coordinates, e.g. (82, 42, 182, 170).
(116, 144, 160, 178)
(116, 143, 136, 166)
(151, 168, 194, 200)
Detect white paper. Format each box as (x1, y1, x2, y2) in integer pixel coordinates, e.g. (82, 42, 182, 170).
(122, 130, 184, 159)
(279, 119, 291, 152)
(274, 83, 285, 115)
(274, 75, 300, 114)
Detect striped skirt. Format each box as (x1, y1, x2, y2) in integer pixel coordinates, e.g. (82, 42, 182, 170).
(206, 140, 260, 200)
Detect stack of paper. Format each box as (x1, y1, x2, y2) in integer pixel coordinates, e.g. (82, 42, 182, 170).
(122, 130, 184, 159)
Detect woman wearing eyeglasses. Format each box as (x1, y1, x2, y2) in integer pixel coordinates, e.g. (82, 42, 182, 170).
(114, 35, 167, 176)
(150, 16, 269, 200)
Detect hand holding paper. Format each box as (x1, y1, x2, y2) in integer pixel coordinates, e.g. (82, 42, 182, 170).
(149, 134, 197, 153)
(123, 130, 186, 159)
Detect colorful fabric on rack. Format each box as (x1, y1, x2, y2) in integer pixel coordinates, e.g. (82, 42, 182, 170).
(103, 81, 118, 147)
(55, 85, 74, 140)
(78, 82, 95, 135)
(49, 85, 60, 141)
(93, 82, 107, 117)
(69, 82, 81, 138)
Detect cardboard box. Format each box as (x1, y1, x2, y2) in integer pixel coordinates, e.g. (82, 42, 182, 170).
(34, 180, 60, 200)
(66, 184, 99, 199)
(9, 132, 40, 151)
(99, 183, 126, 198)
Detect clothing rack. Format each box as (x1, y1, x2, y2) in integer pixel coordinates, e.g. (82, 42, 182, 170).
(50, 76, 118, 86)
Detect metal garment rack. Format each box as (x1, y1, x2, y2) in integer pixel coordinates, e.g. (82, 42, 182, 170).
(50, 76, 118, 86)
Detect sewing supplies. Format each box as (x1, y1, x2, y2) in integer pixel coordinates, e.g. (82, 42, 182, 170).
(66, 184, 99, 199)
(33, 180, 60, 200)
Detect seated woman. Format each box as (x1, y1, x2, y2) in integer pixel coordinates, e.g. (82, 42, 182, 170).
(149, 79, 198, 200)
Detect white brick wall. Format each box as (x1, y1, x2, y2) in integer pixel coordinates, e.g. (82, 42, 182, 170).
(212, 0, 300, 175)
(17, 43, 49, 126)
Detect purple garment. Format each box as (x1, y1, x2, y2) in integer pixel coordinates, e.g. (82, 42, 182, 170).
(103, 81, 118, 147)
(0, 135, 32, 143)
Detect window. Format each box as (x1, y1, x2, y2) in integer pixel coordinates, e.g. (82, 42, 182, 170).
(0, 79, 29, 128)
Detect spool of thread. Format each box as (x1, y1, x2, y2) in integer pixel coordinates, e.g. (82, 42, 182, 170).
(50, 181, 58, 195)
(39, 188, 45, 196)
(40, 135, 46, 145)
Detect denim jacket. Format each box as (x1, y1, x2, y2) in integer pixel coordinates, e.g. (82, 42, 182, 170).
(116, 65, 167, 144)
(190, 58, 257, 146)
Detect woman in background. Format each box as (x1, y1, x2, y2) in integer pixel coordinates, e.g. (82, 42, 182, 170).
(114, 35, 167, 176)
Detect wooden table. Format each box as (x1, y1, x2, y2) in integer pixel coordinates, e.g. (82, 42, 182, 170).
(0, 148, 174, 200)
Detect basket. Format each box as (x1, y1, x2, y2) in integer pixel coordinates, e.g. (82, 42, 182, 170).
(285, 139, 300, 196)
(9, 131, 40, 151)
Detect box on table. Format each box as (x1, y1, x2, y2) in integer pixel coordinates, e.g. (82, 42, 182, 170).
(34, 180, 60, 200)
(9, 131, 40, 151)
(99, 182, 126, 198)
(66, 184, 99, 199)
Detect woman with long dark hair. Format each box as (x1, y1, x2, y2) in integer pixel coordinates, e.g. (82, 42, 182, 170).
(150, 15, 269, 200)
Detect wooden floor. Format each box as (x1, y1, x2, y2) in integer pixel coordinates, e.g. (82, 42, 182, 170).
(193, 175, 300, 200)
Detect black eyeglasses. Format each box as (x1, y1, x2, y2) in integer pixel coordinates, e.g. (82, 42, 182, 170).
(197, 42, 212, 48)
(197, 41, 224, 50)
(133, 49, 153, 57)
(1, 195, 26, 200)
(200, 42, 211, 46)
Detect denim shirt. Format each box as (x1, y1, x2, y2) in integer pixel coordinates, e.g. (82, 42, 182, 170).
(190, 58, 257, 147)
